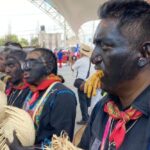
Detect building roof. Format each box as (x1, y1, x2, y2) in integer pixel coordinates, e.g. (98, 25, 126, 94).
(46, 0, 107, 33)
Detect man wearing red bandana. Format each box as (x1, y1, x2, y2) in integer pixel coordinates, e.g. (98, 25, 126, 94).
(5, 50, 30, 108)
(8, 48, 77, 150)
(79, 0, 150, 150)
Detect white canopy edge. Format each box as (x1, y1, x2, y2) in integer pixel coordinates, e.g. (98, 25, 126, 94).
(46, 0, 107, 34)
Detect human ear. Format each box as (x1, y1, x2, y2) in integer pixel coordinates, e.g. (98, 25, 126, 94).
(137, 42, 150, 68)
(141, 42, 150, 58)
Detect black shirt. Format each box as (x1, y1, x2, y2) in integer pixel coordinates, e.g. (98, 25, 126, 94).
(6, 82, 30, 108)
(79, 85, 150, 150)
(34, 83, 77, 144)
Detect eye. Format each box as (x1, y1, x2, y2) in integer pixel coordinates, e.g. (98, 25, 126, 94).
(101, 42, 113, 51)
(8, 64, 15, 68)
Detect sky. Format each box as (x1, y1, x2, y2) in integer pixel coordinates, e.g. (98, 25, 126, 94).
(0, 0, 99, 44)
(0, 0, 61, 40)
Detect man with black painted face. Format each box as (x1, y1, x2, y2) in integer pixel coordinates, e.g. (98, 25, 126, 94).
(79, 1, 150, 150)
(5, 50, 30, 108)
(8, 48, 77, 150)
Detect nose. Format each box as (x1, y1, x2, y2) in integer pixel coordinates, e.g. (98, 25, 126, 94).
(91, 50, 102, 64)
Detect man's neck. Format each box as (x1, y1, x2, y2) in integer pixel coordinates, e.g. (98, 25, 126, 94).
(34, 75, 47, 86)
(12, 79, 23, 86)
(116, 71, 150, 108)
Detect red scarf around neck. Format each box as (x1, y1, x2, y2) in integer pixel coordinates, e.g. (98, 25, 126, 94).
(6, 82, 28, 96)
(26, 74, 62, 105)
(104, 100, 143, 150)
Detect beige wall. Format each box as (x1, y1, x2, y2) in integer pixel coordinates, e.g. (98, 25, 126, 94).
(38, 32, 62, 49)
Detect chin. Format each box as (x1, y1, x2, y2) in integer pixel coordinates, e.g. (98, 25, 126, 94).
(25, 79, 35, 84)
(12, 79, 22, 85)
(101, 79, 117, 94)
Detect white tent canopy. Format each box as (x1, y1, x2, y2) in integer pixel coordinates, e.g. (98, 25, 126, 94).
(46, 0, 107, 34)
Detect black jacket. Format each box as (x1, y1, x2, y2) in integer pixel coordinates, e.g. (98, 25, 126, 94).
(35, 82, 77, 144)
(79, 85, 150, 150)
(6, 82, 30, 108)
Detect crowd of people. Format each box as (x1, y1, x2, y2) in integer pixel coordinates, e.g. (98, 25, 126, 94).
(0, 43, 77, 149)
(0, 0, 150, 150)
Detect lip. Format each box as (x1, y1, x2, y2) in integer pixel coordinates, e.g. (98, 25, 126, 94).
(23, 72, 30, 79)
(95, 65, 101, 70)
(94, 62, 104, 70)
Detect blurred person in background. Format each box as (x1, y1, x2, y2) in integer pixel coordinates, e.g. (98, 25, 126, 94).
(0, 42, 23, 92)
(5, 50, 30, 108)
(57, 49, 63, 68)
(72, 44, 93, 125)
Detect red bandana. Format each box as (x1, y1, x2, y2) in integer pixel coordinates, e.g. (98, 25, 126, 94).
(104, 100, 143, 149)
(5, 82, 28, 96)
(26, 74, 62, 105)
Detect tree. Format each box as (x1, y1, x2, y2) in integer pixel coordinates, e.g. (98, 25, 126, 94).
(0, 38, 5, 46)
(5, 34, 19, 43)
(0, 34, 29, 47)
(31, 37, 39, 47)
(20, 38, 29, 47)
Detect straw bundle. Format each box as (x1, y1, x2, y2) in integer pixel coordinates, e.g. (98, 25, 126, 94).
(0, 91, 7, 120)
(0, 91, 7, 109)
(0, 80, 6, 92)
(45, 132, 83, 150)
(0, 106, 35, 150)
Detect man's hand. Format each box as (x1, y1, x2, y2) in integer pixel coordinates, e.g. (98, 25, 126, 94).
(6, 131, 30, 150)
(84, 70, 104, 98)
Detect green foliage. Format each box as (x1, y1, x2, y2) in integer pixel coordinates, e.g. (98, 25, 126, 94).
(5, 34, 19, 43)
(20, 38, 29, 47)
(0, 34, 30, 47)
(31, 37, 39, 47)
(0, 38, 5, 46)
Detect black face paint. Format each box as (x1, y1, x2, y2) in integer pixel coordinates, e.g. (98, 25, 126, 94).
(5, 58, 23, 84)
(100, 51, 139, 90)
(92, 20, 141, 93)
(23, 59, 47, 84)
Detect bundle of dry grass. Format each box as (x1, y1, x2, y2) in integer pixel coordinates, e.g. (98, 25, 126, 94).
(0, 91, 7, 120)
(0, 91, 7, 108)
(0, 106, 35, 150)
(45, 132, 83, 150)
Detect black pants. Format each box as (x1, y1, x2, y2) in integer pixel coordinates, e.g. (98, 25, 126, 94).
(78, 89, 91, 121)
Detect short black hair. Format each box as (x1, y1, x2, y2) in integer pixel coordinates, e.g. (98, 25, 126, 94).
(4, 42, 22, 49)
(6, 50, 27, 63)
(32, 48, 58, 75)
(4, 42, 23, 56)
(99, 0, 150, 50)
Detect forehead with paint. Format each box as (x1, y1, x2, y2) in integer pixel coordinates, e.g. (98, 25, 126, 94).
(5, 51, 26, 84)
(98, 0, 150, 50)
(26, 51, 42, 60)
(93, 19, 129, 54)
(5, 50, 27, 68)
